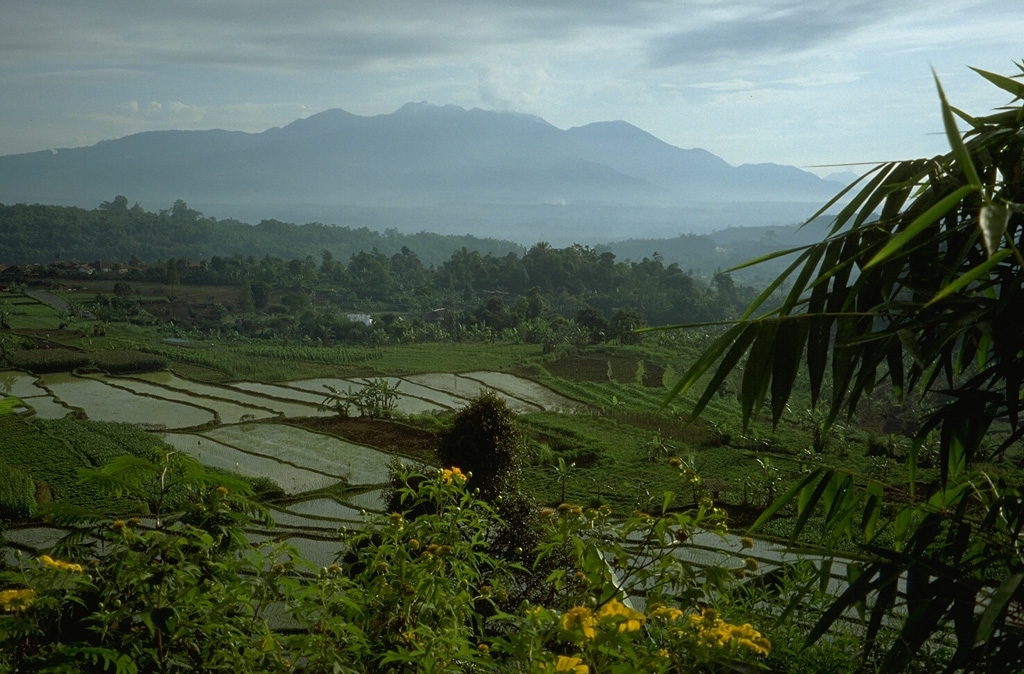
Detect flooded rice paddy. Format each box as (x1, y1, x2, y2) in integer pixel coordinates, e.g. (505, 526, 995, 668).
(160, 432, 341, 495)
(40, 372, 216, 429)
(2, 367, 591, 563)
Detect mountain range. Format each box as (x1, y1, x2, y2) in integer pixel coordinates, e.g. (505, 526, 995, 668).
(0, 103, 849, 244)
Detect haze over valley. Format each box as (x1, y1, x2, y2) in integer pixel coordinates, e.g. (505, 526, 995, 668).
(0, 103, 849, 245)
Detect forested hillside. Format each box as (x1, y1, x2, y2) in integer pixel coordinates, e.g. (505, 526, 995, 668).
(0, 200, 523, 268)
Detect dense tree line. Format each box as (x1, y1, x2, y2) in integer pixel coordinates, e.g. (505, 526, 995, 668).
(0, 200, 523, 268)
(90, 239, 754, 343)
(2, 199, 759, 344)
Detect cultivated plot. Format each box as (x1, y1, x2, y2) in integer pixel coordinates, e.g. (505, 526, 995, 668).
(460, 371, 582, 411)
(0, 370, 46, 398)
(403, 373, 541, 413)
(229, 382, 326, 406)
(161, 432, 341, 495)
(269, 501, 361, 528)
(103, 375, 276, 424)
(282, 377, 449, 416)
(203, 423, 393, 486)
(343, 488, 386, 512)
(40, 373, 214, 429)
(129, 372, 317, 418)
(21, 396, 71, 420)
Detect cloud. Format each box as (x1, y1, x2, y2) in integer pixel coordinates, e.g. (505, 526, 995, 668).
(168, 101, 206, 123)
(644, 1, 909, 68)
(122, 100, 163, 117)
(476, 64, 553, 110)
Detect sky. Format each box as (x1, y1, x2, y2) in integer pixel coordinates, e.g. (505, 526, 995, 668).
(2, 0, 1022, 177)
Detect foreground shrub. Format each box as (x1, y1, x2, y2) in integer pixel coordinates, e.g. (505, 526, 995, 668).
(0, 457, 792, 672)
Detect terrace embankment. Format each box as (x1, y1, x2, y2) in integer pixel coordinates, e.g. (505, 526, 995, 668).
(292, 416, 441, 463)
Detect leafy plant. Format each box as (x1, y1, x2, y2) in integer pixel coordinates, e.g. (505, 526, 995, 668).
(667, 63, 1024, 672)
(322, 378, 400, 419)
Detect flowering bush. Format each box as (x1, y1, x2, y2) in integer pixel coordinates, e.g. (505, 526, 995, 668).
(0, 455, 773, 673)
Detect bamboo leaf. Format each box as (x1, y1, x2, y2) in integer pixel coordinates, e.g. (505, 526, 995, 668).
(934, 70, 982, 190)
(925, 249, 1012, 306)
(807, 314, 832, 407)
(792, 473, 831, 542)
(806, 563, 885, 647)
(950, 105, 982, 129)
(726, 244, 811, 272)
(748, 469, 824, 534)
(771, 318, 806, 425)
(737, 249, 814, 321)
(969, 66, 1024, 99)
(662, 321, 749, 409)
(799, 164, 888, 233)
(828, 164, 897, 237)
(979, 203, 1010, 258)
(684, 324, 761, 423)
(740, 321, 778, 427)
(862, 482, 883, 542)
(864, 185, 975, 269)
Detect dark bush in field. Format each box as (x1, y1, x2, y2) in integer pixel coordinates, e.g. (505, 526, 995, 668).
(437, 391, 525, 502)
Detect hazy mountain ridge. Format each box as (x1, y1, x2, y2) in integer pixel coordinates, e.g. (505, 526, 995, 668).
(0, 103, 847, 242)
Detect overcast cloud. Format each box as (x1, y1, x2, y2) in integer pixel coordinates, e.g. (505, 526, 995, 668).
(1, 0, 1021, 174)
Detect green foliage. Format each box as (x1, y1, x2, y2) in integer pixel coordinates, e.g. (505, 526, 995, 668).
(437, 392, 525, 502)
(0, 461, 37, 519)
(0, 415, 107, 513)
(89, 350, 168, 374)
(0, 462, 785, 673)
(671, 63, 1024, 672)
(4, 349, 166, 375)
(322, 378, 400, 419)
(0, 397, 26, 416)
(7, 349, 90, 374)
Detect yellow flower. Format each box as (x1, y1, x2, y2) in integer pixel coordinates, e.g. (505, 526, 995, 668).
(0, 588, 35, 612)
(649, 604, 683, 621)
(688, 609, 771, 657)
(560, 606, 597, 640)
(38, 555, 84, 573)
(740, 536, 754, 549)
(597, 598, 645, 632)
(554, 655, 589, 673)
(737, 637, 772, 657)
(398, 630, 422, 647)
(441, 467, 467, 484)
(668, 457, 683, 467)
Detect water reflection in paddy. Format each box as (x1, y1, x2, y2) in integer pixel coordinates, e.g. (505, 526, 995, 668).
(40, 373, 214, 429)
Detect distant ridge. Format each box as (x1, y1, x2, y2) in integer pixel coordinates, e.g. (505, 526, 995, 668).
(0, 103, 847, 243)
